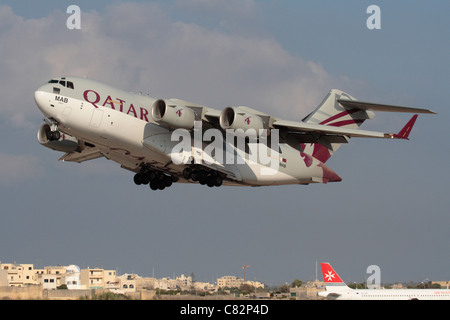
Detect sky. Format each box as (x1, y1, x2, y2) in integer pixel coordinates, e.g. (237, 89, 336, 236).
(0, 0, 449, 287)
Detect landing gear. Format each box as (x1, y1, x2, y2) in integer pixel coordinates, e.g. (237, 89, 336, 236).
(45, 120, 61, 141)
(133, 166, 175, 191)
(46, 130, 61, 141)
(182, 166, 223, 187)
(133, 164, 223, 191)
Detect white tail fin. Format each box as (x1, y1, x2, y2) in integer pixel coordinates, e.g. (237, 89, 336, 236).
(303, 89, 374, 128)
(300, 90, 373, 163)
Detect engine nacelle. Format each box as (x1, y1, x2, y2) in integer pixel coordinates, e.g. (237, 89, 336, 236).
(37, 124, 80, 153)
(219, 107, 265, 132)
(151, 99, 196, 130)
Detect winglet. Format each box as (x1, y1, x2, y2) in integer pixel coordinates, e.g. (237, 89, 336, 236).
(395, 114, 418, 140)
(386, 114, 418, 140)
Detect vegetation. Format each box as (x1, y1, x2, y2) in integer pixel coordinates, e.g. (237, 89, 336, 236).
(80, 292, 131, 300)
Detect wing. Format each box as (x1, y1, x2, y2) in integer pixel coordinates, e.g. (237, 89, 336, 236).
(59, 145, 103, 163)
(273, 119, 389, 138)
(273, 115, 423, 140)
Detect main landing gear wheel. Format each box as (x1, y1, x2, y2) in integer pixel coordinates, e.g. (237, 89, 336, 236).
(182, 166, 223, 188)
(133, 167, 175, 191)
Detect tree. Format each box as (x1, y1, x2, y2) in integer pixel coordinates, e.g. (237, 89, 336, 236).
(278, 284, 290, 293)
(240, 283, 255, 295)
(291, 279, 303, 288)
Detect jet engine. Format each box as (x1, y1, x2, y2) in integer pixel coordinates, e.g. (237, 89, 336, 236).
(151, 99, 195, 130)
(219, 107, 265, 132)
(37, 124, 80, 153)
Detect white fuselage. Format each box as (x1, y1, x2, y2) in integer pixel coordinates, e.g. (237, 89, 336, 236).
(319, 288, 450, 300)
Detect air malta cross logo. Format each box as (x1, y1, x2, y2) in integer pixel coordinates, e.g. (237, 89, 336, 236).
(176, 109, 182, 117)
(244, 116, 251, 125)
(324, 271, 336, 282)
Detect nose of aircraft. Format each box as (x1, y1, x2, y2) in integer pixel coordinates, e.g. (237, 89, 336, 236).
(34, 86, 52, 117)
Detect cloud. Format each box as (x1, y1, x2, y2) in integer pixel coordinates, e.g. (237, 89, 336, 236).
(0, 2, 361, 130)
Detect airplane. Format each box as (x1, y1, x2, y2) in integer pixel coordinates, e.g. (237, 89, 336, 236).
(318, 262, 450, 300)
(34, 76, 435, 191)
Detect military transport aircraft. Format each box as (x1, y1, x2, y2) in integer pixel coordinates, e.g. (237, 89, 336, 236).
(35, 76, 435, 190)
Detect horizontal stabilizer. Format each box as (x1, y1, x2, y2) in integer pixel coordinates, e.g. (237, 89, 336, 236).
(337, 99, 436, 114)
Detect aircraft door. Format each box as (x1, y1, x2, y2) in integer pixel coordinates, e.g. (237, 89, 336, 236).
(90, 109, 104, 128)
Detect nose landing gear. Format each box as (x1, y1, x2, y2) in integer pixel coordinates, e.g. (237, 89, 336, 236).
(46, 130, 61, 141)
(43, 119, 62, 141)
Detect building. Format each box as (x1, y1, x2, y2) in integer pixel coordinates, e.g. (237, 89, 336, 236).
(41, 274, 58, 290)
(246, 280, 264, 289)
(217, 275, 264, 289)
(64, 265, 82, 289)
(41, 265, 67, 288)
(0, 263, 40, 287)
(154, 277, 178, 290)
(176, 274, 192, 290)
(289, 280, 325, 299)
(117, 273, 137, 293)
(80, 268, 118, 289)
(136, 276, 156, 290)
(217, 276, 244, 288)
(193, 281, 217, 293)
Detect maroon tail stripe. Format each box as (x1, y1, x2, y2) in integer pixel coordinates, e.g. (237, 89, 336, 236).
(320, 108, 360, 125)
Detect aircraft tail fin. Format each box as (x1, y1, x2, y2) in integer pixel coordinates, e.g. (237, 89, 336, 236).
(320, 262, 351, 291)
(301, 90, 372, 163)
(301, 90, 434, 163)
(303, 89, 373, 128)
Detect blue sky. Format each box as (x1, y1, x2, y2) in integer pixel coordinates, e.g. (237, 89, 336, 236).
(0, 0, 449, 286)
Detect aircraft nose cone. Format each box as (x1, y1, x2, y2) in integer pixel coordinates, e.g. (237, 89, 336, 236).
(34, 89, 51, 116)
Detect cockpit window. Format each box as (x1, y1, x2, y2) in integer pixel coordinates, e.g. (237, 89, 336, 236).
(47, 79, 74, 89)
